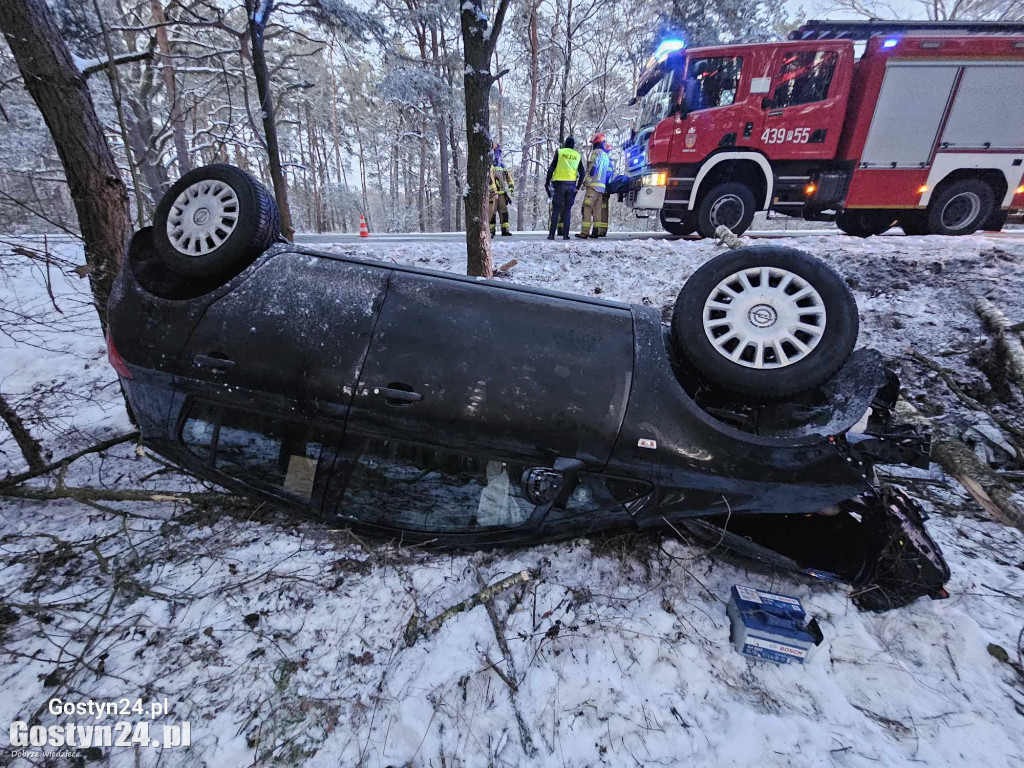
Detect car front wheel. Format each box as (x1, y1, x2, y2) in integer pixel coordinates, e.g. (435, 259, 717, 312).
(153, 164, 281, 279)
(671, 246, 859, 400)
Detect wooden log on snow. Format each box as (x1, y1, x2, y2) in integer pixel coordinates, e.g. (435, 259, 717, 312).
(975, 297, 1024, 388)
(895, 399, 1024, 531)
(715, 225, 744, 249)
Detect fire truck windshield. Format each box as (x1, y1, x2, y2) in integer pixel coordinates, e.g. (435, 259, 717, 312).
(635, 70, 678, 132)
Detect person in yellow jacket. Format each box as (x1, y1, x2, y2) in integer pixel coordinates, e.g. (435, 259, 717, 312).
(544, 137, 585, 240)
(577, 132, 610, 239)
(489, 143, 515, 237)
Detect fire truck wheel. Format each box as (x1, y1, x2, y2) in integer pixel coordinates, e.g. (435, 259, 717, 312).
(696, 182, 756, 238)
(835, 209, 896, 237)
(671, 246, 858, 400)
(926, 179, 994, 236)
(660, 208, 696, 236)
(153, 164, 281, 279)
(898, 213, 929, 236)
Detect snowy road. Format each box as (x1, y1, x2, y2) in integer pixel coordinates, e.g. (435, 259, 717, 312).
(1, 232, 1023, 768)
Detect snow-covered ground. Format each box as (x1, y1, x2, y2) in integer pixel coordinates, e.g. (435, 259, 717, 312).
(1, 232, 1023, 768)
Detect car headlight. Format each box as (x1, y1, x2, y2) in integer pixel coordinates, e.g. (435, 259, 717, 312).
(642, 172, 667, 187)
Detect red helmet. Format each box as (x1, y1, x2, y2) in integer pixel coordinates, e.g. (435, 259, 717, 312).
(591, 132, 606, 144)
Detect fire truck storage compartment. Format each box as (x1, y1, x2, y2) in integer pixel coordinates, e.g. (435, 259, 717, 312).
(940, 65, 1024, 150)
(860, 64, 959, 168)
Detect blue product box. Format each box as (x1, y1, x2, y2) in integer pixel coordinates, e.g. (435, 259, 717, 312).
(727, 585, 824, 664)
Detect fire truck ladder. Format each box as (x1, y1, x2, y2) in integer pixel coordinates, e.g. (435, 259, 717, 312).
(790, 19, 1024, 41)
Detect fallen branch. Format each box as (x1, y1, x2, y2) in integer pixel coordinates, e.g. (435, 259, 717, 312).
(975, 297, 1024, 389)
(0, 431, 139, 490)
(0, 485, 245, 506)
(715, 225, 743, 249)
(404, 570, 532, 647)
(895, 399, 1024, 531)
(0, 391, 45, 472)
(906, 349, 1024, 443)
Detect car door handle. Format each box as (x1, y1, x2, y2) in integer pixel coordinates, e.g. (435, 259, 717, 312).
(193, 353, 236, 371)
(373, 386, 423, 404)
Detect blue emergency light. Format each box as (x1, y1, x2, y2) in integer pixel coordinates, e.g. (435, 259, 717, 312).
(654, 39, 686, 61)
(882, 37, 899, 48)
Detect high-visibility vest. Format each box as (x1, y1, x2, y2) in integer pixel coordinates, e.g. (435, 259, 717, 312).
(584, 149, 609, 192)
(551, 147, 581, 181)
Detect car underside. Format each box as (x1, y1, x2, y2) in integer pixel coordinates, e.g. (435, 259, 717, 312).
(106, 164, 951, 613)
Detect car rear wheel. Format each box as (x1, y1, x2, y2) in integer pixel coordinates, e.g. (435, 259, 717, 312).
(671, 246, 859, 400)
(696, 182, 756, 238)
(836, 209, 896, 237)
(926, 179, 994, 236)
(660, 208, 696, 236)
(153, 164, 281, 279)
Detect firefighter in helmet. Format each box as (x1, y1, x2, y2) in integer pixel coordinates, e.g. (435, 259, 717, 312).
(594, 139, 614, 238)
(577, 132, 610, 238)
(545, 137, 584, 240)
(489, 143, 515, 237)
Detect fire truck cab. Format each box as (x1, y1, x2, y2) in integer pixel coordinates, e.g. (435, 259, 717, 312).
(625, 20, 1024, 237)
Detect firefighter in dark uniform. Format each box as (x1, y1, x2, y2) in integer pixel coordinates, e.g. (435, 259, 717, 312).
(489, 143, 515, 236)
(544, 137, 584, 240)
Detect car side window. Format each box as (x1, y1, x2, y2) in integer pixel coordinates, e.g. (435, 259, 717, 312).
(337, 437, 535, 532)
(771, 51, 838, 108)
(181, 403, 328, 503)
(685, 56, 742, 111)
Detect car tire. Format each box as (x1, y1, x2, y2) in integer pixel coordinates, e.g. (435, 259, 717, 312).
(836, 209, 896, 237)
(925, 179, 994, 236)
(671, 246, 859, 400)
(153, 164, 281, 279)
(660, 208, 696, 236)
(898, 212, 929, 236)
(695, 182, 756, 239)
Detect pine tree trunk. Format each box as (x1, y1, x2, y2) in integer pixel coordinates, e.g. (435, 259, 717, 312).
(0, 0, 133, 329)
(459, 0, 512, 277)
(245, 0, 294, 240)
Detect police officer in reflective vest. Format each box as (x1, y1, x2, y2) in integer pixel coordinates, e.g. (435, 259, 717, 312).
(489, 143, 515, 237)
(545, 137, 584, 240)
(577, 133, 610, 238)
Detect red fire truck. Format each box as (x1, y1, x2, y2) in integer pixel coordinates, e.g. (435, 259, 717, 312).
(625, 20, 1024, 237)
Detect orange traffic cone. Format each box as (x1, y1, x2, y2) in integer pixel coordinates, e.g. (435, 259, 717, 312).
(359, 213, 370, 238)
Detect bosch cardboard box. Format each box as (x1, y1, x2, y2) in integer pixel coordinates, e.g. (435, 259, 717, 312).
(727, 585, 824, 664)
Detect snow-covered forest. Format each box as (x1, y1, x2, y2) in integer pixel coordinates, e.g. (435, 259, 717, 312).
(0, 0, 806, 236)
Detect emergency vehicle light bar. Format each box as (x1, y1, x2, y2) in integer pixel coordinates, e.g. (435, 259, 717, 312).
(790, 19, 1024, 41)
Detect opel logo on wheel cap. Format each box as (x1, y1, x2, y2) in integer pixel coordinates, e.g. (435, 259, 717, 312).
(193, 208, 211, 225)
(748, 304, 777, 328)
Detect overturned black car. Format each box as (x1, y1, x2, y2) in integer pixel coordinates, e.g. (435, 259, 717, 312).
(106, 165, 950, 611)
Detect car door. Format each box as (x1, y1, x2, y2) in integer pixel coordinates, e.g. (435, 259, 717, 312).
(178, 250, 390, 423)
(344, 270, 635, 467)
(757, 44, 852, 161)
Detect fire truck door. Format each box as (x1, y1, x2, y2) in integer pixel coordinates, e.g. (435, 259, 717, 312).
(758, 46, 850, 161)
